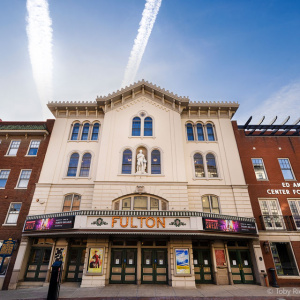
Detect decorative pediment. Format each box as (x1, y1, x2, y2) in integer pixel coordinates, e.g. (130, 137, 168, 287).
(47, 79, 239, 119)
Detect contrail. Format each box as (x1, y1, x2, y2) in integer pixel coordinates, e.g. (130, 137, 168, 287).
(26, 0, 53, 118)
(121, 0, 162, 88)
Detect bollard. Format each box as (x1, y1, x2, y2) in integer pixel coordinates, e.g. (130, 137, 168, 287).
(47, 261, 63, 300)
(268, 268, 279, 288)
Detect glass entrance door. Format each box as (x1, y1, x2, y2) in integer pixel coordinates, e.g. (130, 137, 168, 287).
(25, 247, 52, 281)
(141, 249, 168, 284)
(228, 249, 254, 284)
(65, 247, 86, 282)
(193, 249, 213, 283)
(110, 249, 137, 284)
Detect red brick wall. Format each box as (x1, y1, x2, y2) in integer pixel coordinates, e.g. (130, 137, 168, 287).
(0, 119, 54, 289)
(232, 121, 300, 286)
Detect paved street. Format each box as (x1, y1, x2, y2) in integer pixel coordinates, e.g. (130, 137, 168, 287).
(1, 283, 300, 299)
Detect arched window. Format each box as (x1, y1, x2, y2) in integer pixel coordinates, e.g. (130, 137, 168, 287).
(79, 153, 91, 177)
(71, 123, 80, 140)
(63, 194, 81, 212)
(144, 117, 153, 136)
(132, 117, 141, 136)
(81, 123, 90, 140)
(202, 195, 220, 214)
(196, 123, 204, 141)
(122, 149, 132, 174)
(186, 123, 194, 141)
(194, 153, 205, 177)
(67, 153, 79, 177)
(151, 150, 161, 174)
(113, 195, 168, 211)
(206, 123, 215, 141)
(91, 123, 100, 140)
(206, 153, 218, 177)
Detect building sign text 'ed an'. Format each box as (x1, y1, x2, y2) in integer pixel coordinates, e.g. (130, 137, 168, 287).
(202, 218, 256, 234)
(24, 216, 75, 231)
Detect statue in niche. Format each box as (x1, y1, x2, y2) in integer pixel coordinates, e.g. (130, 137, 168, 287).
(136, 150, 147, 174)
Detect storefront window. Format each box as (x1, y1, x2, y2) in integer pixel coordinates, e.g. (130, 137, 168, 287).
(270, 242, 299, 276)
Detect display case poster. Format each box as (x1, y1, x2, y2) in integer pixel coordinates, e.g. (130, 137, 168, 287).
(215, 249, 226, 267)
(175, 249, 190, 274)
(202, 218, 257, 234)
(24, 216, 75, 231)
(88, 248, 104, 273)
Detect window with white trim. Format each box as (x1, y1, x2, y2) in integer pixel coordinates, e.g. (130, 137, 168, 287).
(5, 203, 22, 224)
(186, 122, 216, 142)
(202, 195, 220, 214)
(17, 170, 31, 188)
(259, 199, 284, 230)
(193, 152, 219, 178)
(69, 121, 100, 141)
(288, 200, 300, 229)
(131, 112, 153, 137)
(62, 194, 81, 212)
(67, 152, 92, 177)
(0, 170, 10, 188)
(7, 140, 21, 156)
(113, 195, 168, 211)
(27, 140, 41, 156)
(278, 159, 295, 180)
(252, 158, 268, 180)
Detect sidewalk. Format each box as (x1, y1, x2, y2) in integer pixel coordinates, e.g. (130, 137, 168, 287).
(1, 283, 300, 299)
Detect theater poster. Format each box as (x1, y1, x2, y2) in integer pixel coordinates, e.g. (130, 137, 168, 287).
(175, 249, 190, 274)
(87, 247, 104, 274)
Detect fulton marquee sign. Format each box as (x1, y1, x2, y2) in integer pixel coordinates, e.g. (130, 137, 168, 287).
(23, 211, 257, 235)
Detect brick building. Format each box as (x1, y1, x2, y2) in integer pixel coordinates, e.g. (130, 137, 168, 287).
(233, 119, 300, 286)
(0, 120, 54, 290)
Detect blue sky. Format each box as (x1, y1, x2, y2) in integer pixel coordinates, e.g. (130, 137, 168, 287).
(0, 0, 300, 123)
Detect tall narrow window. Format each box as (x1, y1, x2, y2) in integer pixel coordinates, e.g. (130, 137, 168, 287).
(63, 194, 81, 211)
(67, 153, 79, 177)
(122, 149, 132, 174)
(206, 124, 215, 141)
(289, 200, 300, 229)
(144, 117, 153, 136)
(206, 153, 218, 177)
(91, 123, 100, 140)
(278, 159, 295, 180)
(7, 140, 21, 156)
(151, 150, 161, 174)
(17, 170, 32, 188)
(0, 170, 10, 188)
(81, 123, 90, 140)
(79, 153, 91, 177)
(132, 117, 141, 136)
(5, 203, 22, 224)
(28, 140, 41, 156)
(194, 153, 205, 177)
(202, 195, 220, 214)
(196, 124, 204, 141)
(71, 123, 80, 140)
(186, 123, 194, 141)
(252, 158, 267, 180)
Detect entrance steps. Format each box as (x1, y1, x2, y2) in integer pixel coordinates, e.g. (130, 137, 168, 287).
(17, 281, 48, 289)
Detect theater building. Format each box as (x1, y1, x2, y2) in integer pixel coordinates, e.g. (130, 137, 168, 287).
(10, 81, 265, 289)
(233, 119, 300, 286)
(0, 120, 54, 290)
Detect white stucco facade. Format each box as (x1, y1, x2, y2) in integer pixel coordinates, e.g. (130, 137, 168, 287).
(10, 81, 265, 289)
